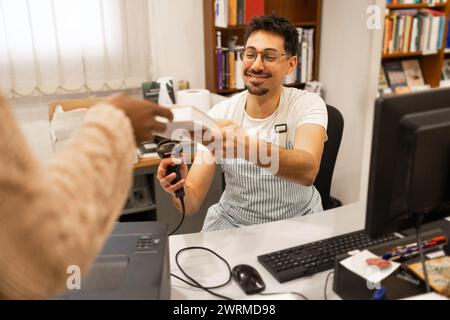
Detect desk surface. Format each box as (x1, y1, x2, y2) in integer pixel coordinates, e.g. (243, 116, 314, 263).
(133, 157, 160, 170)
(169, 202, 365, 300)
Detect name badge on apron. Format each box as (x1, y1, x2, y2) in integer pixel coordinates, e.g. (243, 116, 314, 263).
(274, 124, 288, 148)
(274, 124, 287, 133)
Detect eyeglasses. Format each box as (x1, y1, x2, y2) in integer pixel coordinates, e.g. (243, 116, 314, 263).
(238, 48, 288, 66)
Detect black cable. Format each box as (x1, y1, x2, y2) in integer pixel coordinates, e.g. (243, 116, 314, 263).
(169, 197, 186, 236)
(169, 197, 308, 301)
(172, 246, 233, 300)
(169, 201, 233, 299)
(414, 214, 431, 292)
(324, 271, 334, 300)
(259, 292, 308, 300)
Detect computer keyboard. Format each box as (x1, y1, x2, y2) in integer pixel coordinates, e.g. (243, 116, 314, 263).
(257, 230, 401, 283)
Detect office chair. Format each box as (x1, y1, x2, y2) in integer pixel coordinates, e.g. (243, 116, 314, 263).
(314, 105, 344, 210)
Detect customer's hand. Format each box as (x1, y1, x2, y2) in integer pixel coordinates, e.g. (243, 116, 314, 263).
(156, 157, 188, 195)
(105, 92, 173, 144)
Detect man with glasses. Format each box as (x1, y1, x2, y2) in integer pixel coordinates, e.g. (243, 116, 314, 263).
(157, 15, 328, 232)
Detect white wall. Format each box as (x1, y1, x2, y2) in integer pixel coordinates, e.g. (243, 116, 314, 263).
(148, 0, 206, 89)
(319, 0, 384, 205)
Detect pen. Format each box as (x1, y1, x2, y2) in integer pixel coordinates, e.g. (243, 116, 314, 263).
(382, 236, 447, 260)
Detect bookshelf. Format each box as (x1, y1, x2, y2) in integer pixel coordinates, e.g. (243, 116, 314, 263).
(381, 1, 450, 92)
(387, 2, 447, 9)
(203, 0, 322, 95)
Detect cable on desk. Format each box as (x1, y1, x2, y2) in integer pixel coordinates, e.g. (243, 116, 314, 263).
(259, 291, 308, 300)
(171, 246, 233, 300)
(324, 271, 334, 300)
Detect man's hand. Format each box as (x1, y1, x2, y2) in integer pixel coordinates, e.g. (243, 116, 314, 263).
(156, 157, 188, 195)
(205, 120, 249, 159)
(105, 92, 173, 144)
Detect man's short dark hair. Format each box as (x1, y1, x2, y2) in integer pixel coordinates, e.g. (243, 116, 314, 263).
(243, 15, 298, 56)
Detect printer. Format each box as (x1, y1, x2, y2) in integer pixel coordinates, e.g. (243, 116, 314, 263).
(57, 221, 170, 300)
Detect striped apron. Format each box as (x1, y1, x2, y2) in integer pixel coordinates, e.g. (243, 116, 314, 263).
(202, 91, 323, 232)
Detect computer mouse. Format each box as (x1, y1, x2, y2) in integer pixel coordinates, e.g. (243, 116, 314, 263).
(232, 264, 265, 295)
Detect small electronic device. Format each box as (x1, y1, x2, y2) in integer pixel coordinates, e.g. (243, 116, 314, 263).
(156, 139, 185, 199)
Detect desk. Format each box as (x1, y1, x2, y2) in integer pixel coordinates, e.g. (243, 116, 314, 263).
(133, 157, 160, 170)
(169, 202, 365, 300)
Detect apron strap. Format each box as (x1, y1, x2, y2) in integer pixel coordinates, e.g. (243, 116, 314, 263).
(273, 87, 291, 149)
(230, 92, 247, 125)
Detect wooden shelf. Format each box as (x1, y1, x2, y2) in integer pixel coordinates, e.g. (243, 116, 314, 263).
(381, 1, 450, 90)
(133, 157, 160, 170)
(382, 51, 424, 59)
(216, 21, 317, 31)
(293, 22, 317, 27)
(387, 2, 447, 10)
(215, 25, 247, 31)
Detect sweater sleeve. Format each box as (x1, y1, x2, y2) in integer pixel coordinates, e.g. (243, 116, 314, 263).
(0, 96, 136, 299)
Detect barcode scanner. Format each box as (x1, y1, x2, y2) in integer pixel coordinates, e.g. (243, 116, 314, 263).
(157, 139, 185, 199)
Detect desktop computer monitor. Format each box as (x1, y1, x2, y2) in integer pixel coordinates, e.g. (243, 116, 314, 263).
(365, 88, 450, 238)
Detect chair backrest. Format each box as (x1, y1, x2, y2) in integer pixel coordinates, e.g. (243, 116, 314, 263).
(314, 105, 344, 210)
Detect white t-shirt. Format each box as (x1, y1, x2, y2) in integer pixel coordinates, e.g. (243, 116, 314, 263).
(207, 87, 328, 149)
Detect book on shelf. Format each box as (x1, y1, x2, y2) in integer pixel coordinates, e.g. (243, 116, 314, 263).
(235, 46, 245, 89)
(283, 28, 315, 85)
(423, 0, 448, 5)
(379, 67, 389, 90)
(442, 58, 450, 80)
(402, 59, 425, 88)
(229, 49, 236, 89)
(216, 31, 224, 91)
(215, 0, 263, 27)
(384, 60, 410, 93)
(394, 86, 412, 94)
(378, 70, 393, 95)
(387, 0, 447, 5)
(222, 47, 230, 90)
(228, 0, 237, 26)
(244, 0, 264, 24)
(155, 105, 220, 141)
(383, 7, 446, 55)
(387, 0, 420, 4)
(237, 0, 245, 25)
(446, 19, 450, 50)
(215, 0, 228, 28)
(215, 31, 245, 91)
(297, 28, 314, 84)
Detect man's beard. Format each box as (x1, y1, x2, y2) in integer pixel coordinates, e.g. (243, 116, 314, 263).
(245, 84, 270, 96)
(244, 69, 272, 96)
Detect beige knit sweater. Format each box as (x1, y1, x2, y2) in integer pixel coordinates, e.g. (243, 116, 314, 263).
(0, 96, 136, 299)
